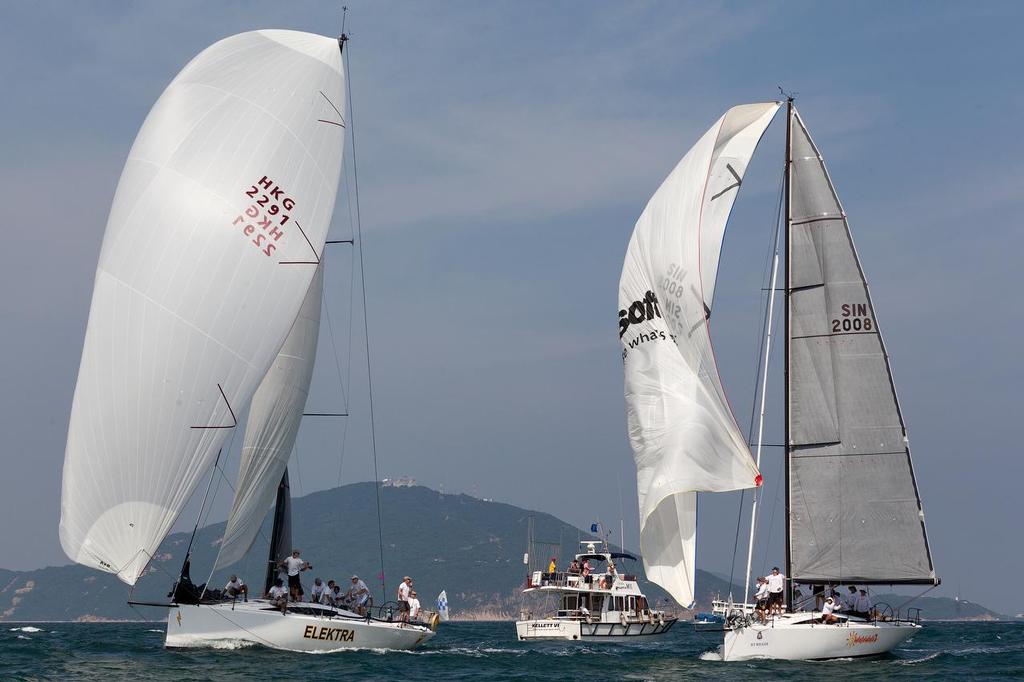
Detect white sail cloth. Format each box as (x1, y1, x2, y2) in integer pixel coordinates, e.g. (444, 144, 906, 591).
(216, 264, 324, 569)
(619, 103, 778, 607)
(60, 30, 346, 584)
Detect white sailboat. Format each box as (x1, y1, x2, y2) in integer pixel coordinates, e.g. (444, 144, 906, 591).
(59, 28, 434, 652)
(618, 99, 938, 661)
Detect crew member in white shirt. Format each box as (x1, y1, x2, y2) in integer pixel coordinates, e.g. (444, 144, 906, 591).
(267, 578, 289, 614)
(347, 575, 370, 616)
(279, 549, 312, 601)
(325, 583, 344, 608)
(309, 577, 327, 604)
(407, 590, 422, 621)
(224, 575, 248, 602)
(766, 567, 786, 616)
(820, 596, 839, 624)
(842, 585, 858, 612)
(754, 577, 770, 623)
(397, 576, 413, 622)
(853, 589, 872, 619)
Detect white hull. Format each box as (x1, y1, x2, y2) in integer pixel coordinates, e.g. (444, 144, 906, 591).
(719, 613, 918, 661)
(516, 617, 676, 641)
(166, 601, 434, 652)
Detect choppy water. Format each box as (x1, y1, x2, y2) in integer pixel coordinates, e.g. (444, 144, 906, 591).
(2, 620, 1021, 680)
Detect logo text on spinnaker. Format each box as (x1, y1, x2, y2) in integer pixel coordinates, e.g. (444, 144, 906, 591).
(619, 291, 662, 338)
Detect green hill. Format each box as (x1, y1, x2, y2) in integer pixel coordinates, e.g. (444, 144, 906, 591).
(0, 484, 998, 622)
(0, 483, 734, 621)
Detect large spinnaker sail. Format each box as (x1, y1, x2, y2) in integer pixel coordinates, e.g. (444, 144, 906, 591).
(216, 263, 324, 569)
(619, 103, 779, 607)
(59, 30, 347, 585)
(786, 108, 936, 584)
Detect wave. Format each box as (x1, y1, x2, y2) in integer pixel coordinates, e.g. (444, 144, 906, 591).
(8, 626, 43, 633)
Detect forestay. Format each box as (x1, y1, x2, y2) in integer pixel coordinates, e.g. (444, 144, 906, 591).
(60, 30, 347, 584)
(619, 103, 778, 607)
(216, 264, 324, 569)
(786, 109, 936, 584)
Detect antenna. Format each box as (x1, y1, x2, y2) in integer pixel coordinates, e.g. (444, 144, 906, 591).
(338, 5, 350, 53)
(777, 85, 798, 102)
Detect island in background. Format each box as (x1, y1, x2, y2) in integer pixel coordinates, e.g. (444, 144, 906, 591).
(0, 483, 1005, 622)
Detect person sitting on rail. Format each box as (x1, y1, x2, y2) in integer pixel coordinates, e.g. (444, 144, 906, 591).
(266, 578, 288, 614)
(224, 575, 248, 602)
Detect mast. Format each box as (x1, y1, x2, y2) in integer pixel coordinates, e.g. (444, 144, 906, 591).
(783, 96, 794, 611)
(263, 470, 291, 596)
(741, 202, 782, 608)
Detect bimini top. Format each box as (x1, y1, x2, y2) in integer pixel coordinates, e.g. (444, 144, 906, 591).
(577, 552, 639, 562)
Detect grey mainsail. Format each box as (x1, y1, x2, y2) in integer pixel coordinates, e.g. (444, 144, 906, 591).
(786, 108, 937, 585)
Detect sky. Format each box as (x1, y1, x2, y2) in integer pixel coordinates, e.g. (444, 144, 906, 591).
(1, 1, 1022, 614)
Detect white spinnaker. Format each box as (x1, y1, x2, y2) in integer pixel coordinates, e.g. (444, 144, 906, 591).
(619, 103, 779, 607)
(216, 263, 324, 569)
(60, 30, 347, 585)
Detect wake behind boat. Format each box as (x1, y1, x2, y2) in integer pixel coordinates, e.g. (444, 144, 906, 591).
(617, 98, 938, 661)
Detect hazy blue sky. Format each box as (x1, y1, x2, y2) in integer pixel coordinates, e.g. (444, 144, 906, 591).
(2, 1, 1022, 613)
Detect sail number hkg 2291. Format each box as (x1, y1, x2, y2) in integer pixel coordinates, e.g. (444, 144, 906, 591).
(230, 175, 296, 258)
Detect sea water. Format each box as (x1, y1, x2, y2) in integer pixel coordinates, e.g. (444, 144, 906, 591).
(1, 621, 1021, 680)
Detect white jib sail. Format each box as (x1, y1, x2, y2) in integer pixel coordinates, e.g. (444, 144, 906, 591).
(619, 103, 779, 607)
(59, 30, 347, 584)
(216, 263, 324, 569)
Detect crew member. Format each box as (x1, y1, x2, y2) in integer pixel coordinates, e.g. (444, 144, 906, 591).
(397, 576, 413, 622)
(309, 577, 327, 604)
(279, 549, 312, 602)
(224, 575, 248, 602)
(267, 578, 289, 614)
(407, 590, 421, 621)
(820, 596, 840, 624)
(348, 575, 370, 616)
(754, 577, 770, 623)
(766, 567, 786, 616)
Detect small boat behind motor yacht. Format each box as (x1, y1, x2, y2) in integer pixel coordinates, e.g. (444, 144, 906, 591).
(515, 541, 677, 641)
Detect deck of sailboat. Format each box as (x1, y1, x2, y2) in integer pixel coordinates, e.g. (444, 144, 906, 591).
(166, 599, 435, 651)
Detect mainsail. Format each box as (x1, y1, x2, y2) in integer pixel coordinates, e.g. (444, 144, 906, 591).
(60, 30, 347, 585)
(619, 103, 779, 607)
(216, 264, 325, 569)
(786, 108, 936, 584)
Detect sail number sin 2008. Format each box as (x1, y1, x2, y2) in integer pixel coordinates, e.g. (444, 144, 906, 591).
(832, 303, 873, 333)
(229, 175, 296, 258)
